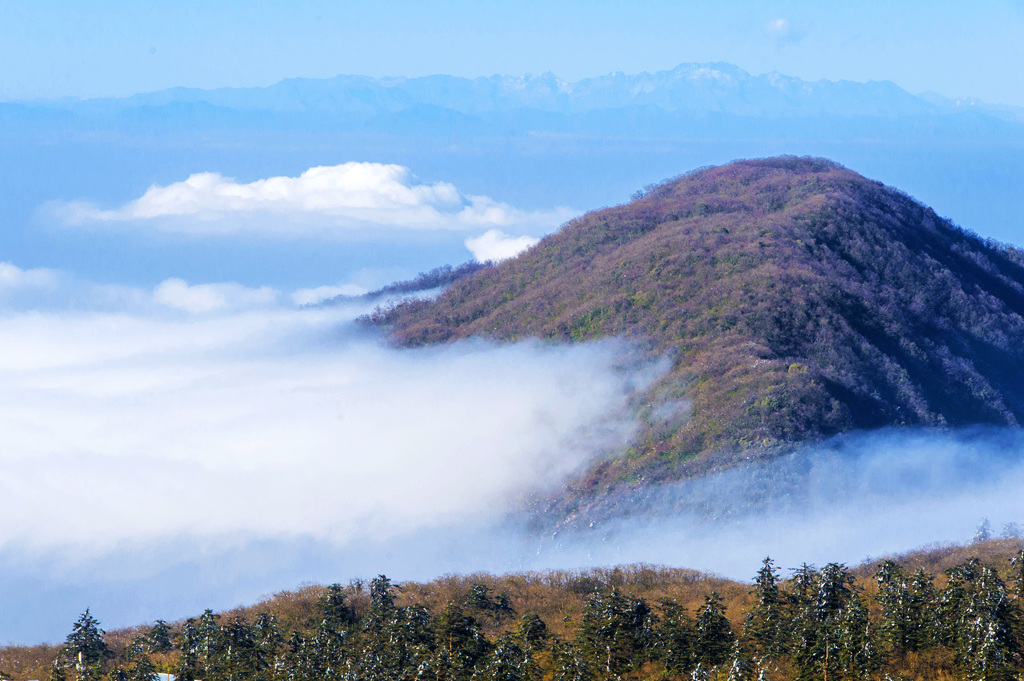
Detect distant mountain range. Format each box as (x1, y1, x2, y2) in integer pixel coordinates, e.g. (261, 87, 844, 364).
(376, 157, 1024, 519)
(7, 63, 1024, 131)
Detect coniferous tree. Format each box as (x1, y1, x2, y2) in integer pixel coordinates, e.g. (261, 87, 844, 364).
(282, 628, 343, 681)
(464, 585, 514, 625)
(175, 618, 201, 681)
(789, 563, 877, 681)
(789, 564, 818, 608)
(65, 609, 110, 676)
(416, 645, 453, 681)
(322, 584, 358, 631)
(694, 591, 734, 667)
(435, 603, 489, 681)
(195, 610, 223, 681)
(550, 640, 592, 681)
(37, 550, 1024, 681)
(577, 587, 655, 677)
(1010, 550, 1024, 602)
(744, 557, 788, 662)
(126, 652, 157, 681)
(359, 576, 434, 681)
(975, 518, 993, 543)
(689, 662, 712, 681)
(49, 658, 68, 681)
(513, 614, 548, 652)
(940, 560, 1018, 681)
(148, 621, 174, 654)
(657, 599, 696, 675)
(874, 561, 937, 657)
(724, 641, 753, 681)
(874, 561, 911, 656)
(471, 634, 537, 681)
(1001, 522, 1023, 539)
(220, 616, 258, 681)
(836, 594, 878, 680)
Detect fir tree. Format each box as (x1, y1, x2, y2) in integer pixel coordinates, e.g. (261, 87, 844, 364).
(65, 609, 110, 673)
(1010, 550, 1024, 602)
(657, 599, 695, 675)
(470, 634, 537, 681)
(126, 653, 157, 681)
(744, 557, 788, 661)
(940, 562, 1018, 681)
(435, 603, 489, 681)
(577, 587, 655, 677)
(724, 641, 753, 681)
(513, 614, 548, 652)
(694, 591, 734, 667)
(148, 621, 174, 653)
(550, 640, 592, 681)
(463, 585, 514, 625)
(322, 584, 358, 631)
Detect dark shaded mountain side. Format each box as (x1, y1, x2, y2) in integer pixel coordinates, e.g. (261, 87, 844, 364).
(375, 157, 1024, 507)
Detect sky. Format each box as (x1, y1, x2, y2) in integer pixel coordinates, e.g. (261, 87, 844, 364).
(1, 0, 1024, 643)
(1, 0, 1023, 106)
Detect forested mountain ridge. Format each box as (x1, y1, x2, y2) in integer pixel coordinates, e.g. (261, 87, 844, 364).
(5, 539, 1024, 681)
(376, 157, 1024, 503)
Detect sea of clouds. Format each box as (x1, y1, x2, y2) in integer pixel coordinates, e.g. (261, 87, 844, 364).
(0, 270, 658, 640)
(2, 267, 1022, 643)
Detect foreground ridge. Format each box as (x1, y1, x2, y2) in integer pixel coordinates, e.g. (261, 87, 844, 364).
(5, 539, 1024, 681)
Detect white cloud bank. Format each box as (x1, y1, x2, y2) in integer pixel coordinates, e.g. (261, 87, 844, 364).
(52, 163, 575, 238)
(0, 261, 58, 292)
(465, 229, 540, 262)
(2, 268, 1023, 641)
(0, 300, 645, 551)
(0, 266, 377, 316)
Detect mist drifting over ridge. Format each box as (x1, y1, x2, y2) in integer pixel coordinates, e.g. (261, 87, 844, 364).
(0, 270, 1022, 643)
(0, 284, 667, 641)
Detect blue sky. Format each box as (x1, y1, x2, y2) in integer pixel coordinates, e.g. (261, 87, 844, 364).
(2, 0, 1023, 105)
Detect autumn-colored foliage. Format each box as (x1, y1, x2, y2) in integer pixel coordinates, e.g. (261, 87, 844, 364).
(373, 157, 1024, 516)
(6, 540, 1024, 681)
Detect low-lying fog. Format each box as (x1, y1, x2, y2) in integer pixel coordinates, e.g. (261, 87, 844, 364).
(1, 284, 1022, 643)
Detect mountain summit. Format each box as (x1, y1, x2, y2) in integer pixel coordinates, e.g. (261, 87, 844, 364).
(378, 157, 1024, 496)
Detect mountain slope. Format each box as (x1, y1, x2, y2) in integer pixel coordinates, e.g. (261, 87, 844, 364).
(377, 157, 1024, 498)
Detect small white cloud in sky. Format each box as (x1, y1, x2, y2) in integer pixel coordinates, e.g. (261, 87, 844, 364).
(52, 162, 574, 238)
(465, 229, 540, 262)
(153, 278, 279, 314)
(0, 262, 58, 291)
(765, 18, 809, 47)
(291, 284, 368, 306)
